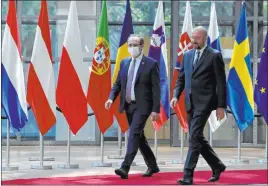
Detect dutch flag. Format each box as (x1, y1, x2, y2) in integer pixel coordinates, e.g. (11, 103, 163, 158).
(2, 0, 28, 131)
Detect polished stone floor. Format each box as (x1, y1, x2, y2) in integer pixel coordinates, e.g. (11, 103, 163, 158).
(1, 142, 267, 182)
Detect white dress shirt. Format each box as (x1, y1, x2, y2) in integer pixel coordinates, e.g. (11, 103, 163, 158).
(128, 53, 143, 101)
(194, 44, 207, 61)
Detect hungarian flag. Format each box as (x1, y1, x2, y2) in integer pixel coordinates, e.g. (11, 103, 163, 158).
(56, 1, 88, 135)
(170, 1, 193, 132)
(87, 0, 113, 134)
(148, 1, 169, 130)
(27, 0, 56, 135)
(111, 0, 134, 133)
(2, 0, 28, 131)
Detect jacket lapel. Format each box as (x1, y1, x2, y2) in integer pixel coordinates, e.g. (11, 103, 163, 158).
(189, 49, 195, 76)
(134, 55, 145, 84)
(192, 47, 208, 75)
(124, 57, 132, 83)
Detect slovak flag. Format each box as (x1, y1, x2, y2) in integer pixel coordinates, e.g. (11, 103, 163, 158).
(2, 0, 28, 131)
(207, 1, 227, 132)
(171, 1, 193, 132)
(148, 1, 169, 130)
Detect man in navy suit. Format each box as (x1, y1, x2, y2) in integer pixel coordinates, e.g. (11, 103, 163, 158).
(105, 34, 160, 179)
(170, 26, 226, 185)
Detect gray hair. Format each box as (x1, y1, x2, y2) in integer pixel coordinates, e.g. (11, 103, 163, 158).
(127, 34, 144, 45)
(192, 26, 208, 37)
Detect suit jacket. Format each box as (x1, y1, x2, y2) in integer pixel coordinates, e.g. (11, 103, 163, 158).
(109, 55, 160, 115)
(173, 46, 226, 112)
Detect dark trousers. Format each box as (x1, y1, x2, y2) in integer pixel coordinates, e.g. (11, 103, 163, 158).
(183, 109, 225, 178)
(121, 102, 157, 172)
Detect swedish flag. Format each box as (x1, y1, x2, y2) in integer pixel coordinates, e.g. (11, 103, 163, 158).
(227, 2, 254, 131)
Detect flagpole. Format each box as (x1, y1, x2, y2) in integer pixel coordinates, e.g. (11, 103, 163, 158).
(116, 129, 136, 166)
(154, 129, 165, 165)
(257, 124, 268, 163)
(180, 128, 184, 163)
(230, 129, 249, 164)
(154, 130, 158, 160)
(108, 126, 124, 159)
(101, 133, 104, 162)
(3, 119, 18, 171)
(57, 127, 79, 169)
(6, 119, 10, 167)
(30, 133, 52, 170)
(238, 130, 241, 161)
(125, 130, 128, 155)
(265, 125, 268, 161)
(118, 129, 123, 156)
(29, 129, 55, 168)
(172, 127, 184, 164)
(92, 132, 112, 167)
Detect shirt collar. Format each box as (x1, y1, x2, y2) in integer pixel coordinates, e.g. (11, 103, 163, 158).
(196, 44, 207, 54)
(132, 52, 143, 62)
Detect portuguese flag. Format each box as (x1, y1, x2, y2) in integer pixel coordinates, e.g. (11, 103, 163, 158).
(87, 0, 113, 134)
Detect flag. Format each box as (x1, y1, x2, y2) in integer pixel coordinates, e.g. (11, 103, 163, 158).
(227, 2, 254, 132)
(56, 1, 88, 135)
(87, 0, 113, 134)
(110, 0, 134, 133)
(1, 0, 28, 131)
(171, 1, 193, 132)
(148, 1, 169, 130)
(207, 1, 226, 132)
(27, 0, 56, 135)
(254, 32, 268, 124)
(207, 2, 221, 51)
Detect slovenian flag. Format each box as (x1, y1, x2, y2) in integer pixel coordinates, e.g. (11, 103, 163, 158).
(148, 1, 169, 130)
(2, 0, 28, 131)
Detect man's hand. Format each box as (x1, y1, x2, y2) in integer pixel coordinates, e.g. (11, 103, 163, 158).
(151, 112, 159, 121)
(170, 97, 178, 109)
(216, 108, 225, 121)
(105, 99, 113, 110)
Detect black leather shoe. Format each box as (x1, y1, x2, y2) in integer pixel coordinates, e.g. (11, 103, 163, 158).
(142, 167, 160, 177)
(177, 178, 193, 185)
(115, 168, 128, 179)
(208, 165, 226, 182)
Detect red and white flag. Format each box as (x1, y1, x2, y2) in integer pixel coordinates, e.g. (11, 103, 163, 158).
(56, 1, 88, 135)
(171, 1, 193, 132)
(27, 0, 56, 135)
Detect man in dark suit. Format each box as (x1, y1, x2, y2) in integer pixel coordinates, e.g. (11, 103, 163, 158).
(105, 34, 160, 179)
(170, 26, 226, 185)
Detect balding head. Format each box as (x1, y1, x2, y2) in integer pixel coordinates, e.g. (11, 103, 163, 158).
(191, 26, 208, 49)
(192, 26, 208, 37)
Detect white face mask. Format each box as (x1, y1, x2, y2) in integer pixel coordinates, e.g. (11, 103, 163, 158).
(128, 46, 140, 57)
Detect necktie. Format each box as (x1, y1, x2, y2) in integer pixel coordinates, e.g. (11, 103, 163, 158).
(126, 59, 136, 103)
(193, 51, 200, 70)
